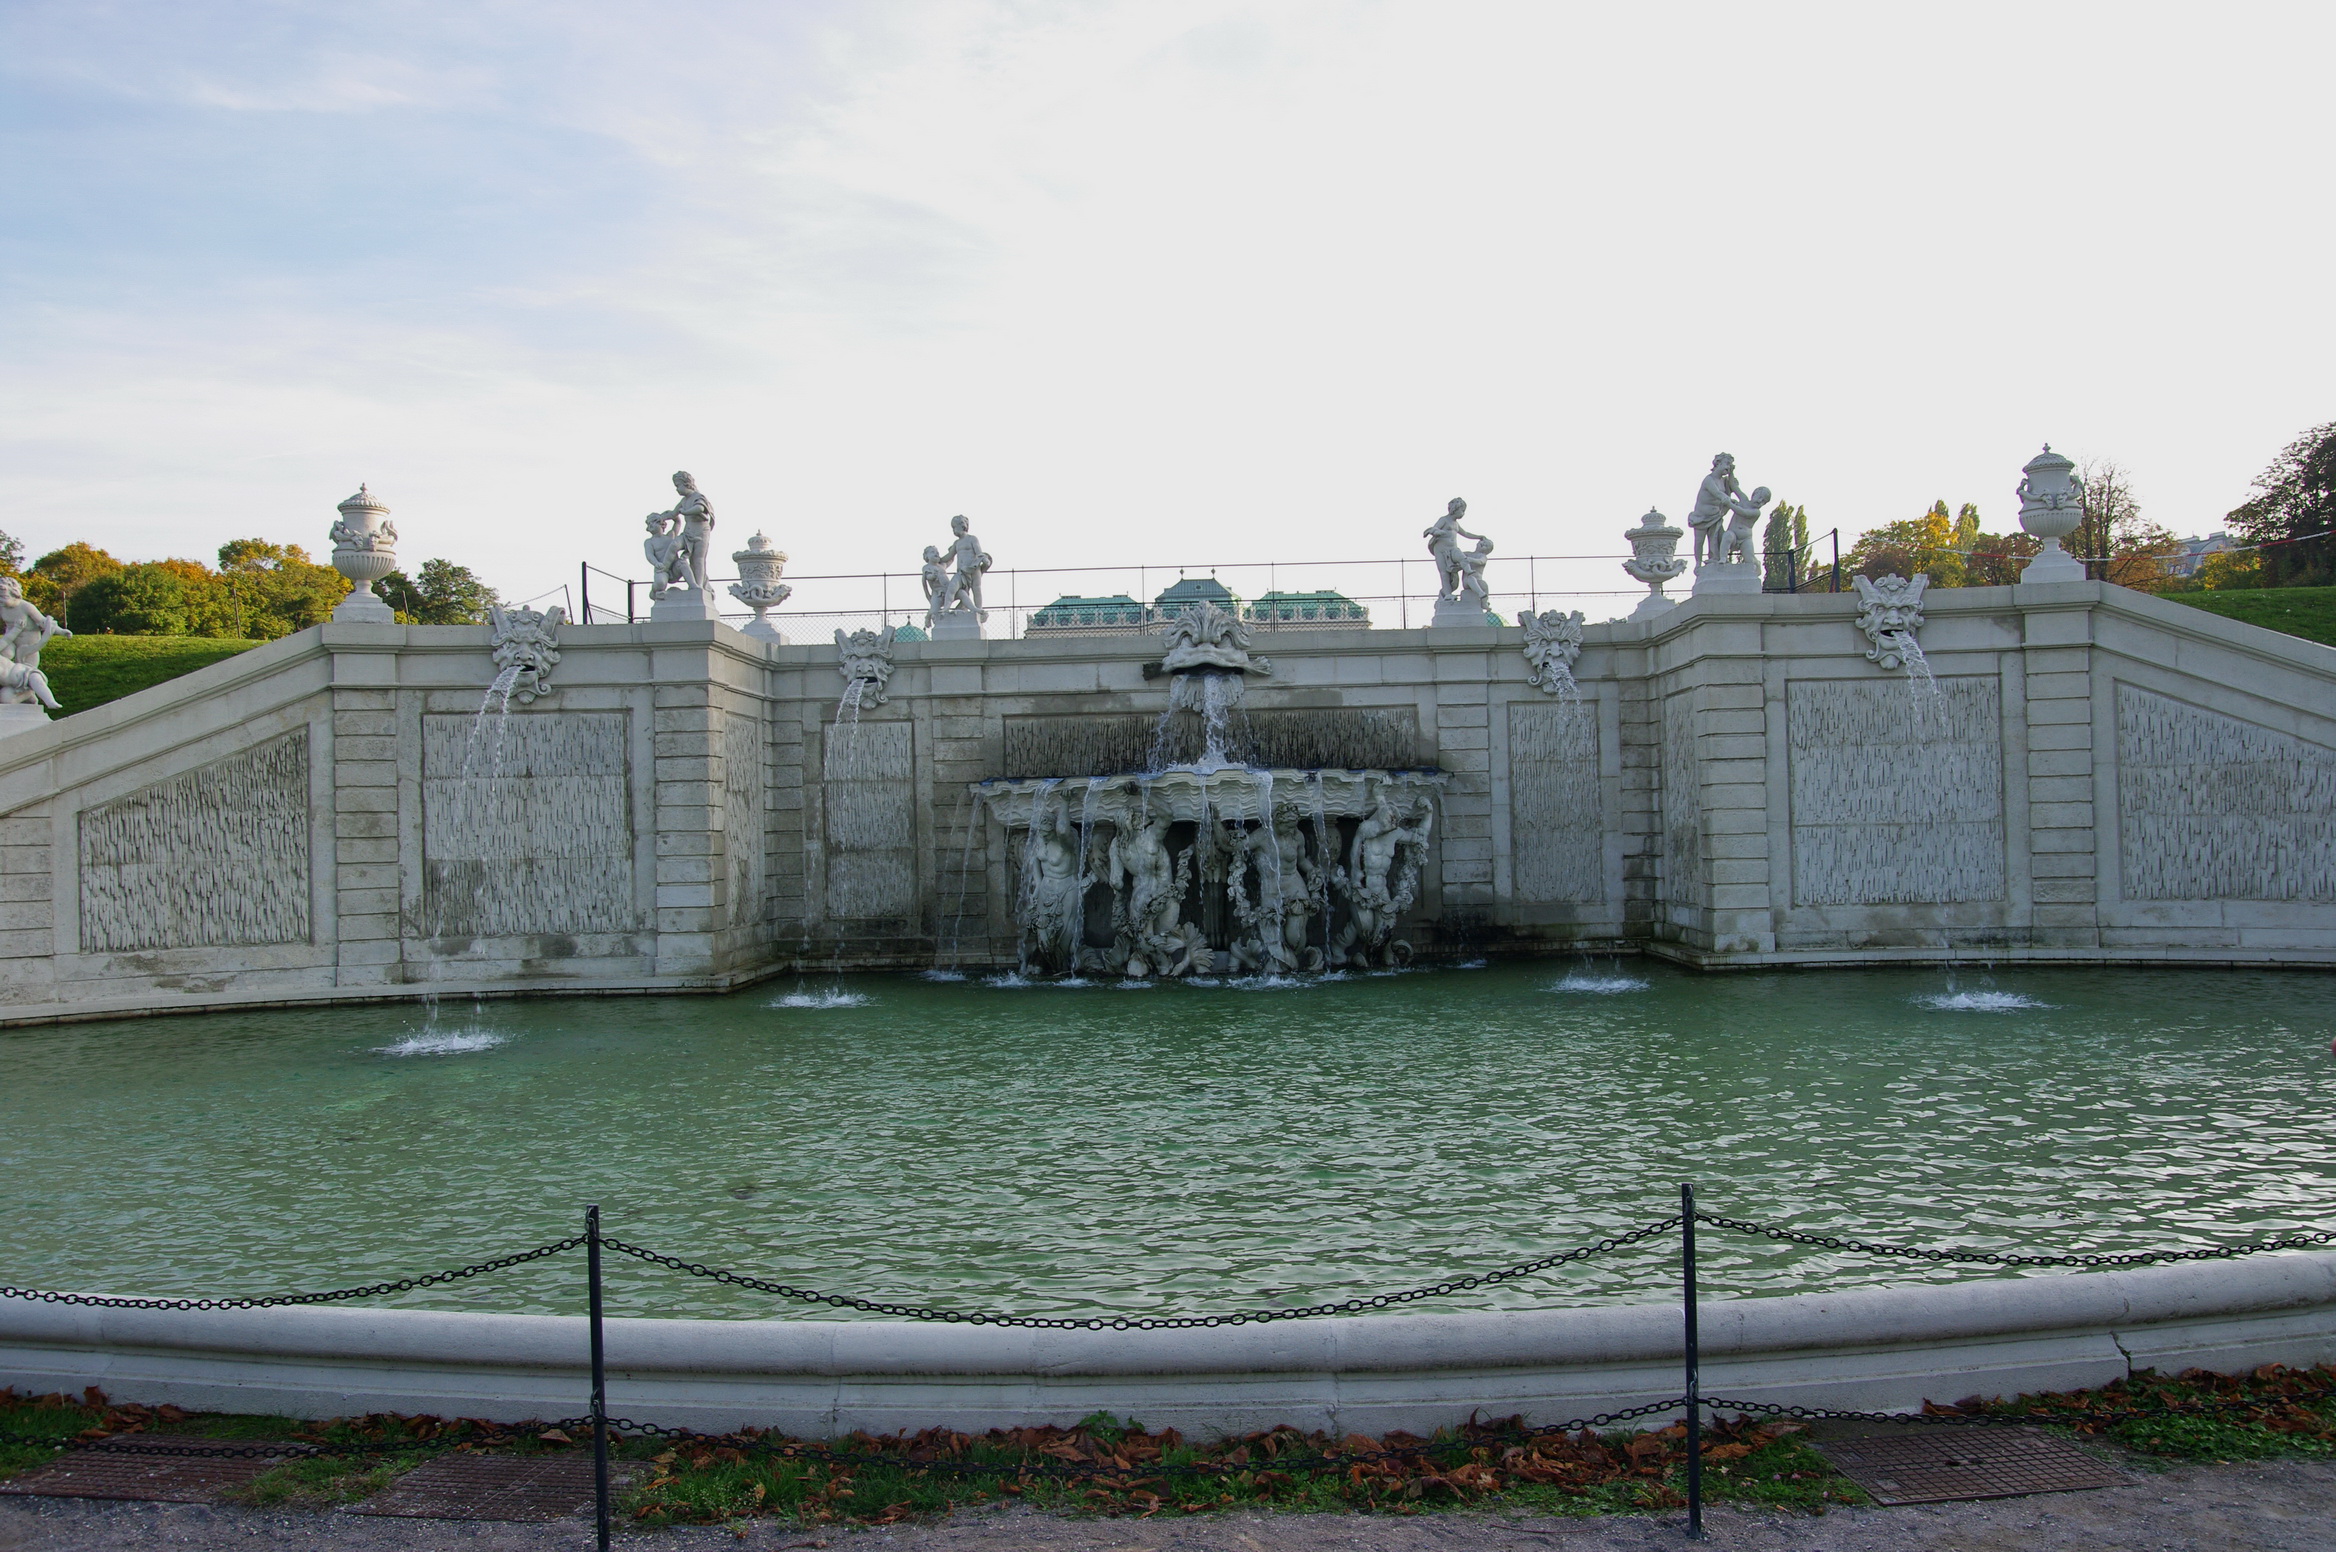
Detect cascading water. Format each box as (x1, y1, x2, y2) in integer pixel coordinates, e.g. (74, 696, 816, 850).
(1891, 630, 1946, 736)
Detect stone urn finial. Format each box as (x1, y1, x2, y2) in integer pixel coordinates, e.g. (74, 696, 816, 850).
(2015, 444, 2087, 583)
(1621, 508, 1687, 619)
(329, 484, 398, 623)
(728, 531, 792, 642)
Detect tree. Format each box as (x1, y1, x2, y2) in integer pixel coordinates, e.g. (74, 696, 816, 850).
(0, 530, 23, 577)
(24, 542, 123, 618)
(2194, 548, 2264, 590)
(1761, 501, 1810, 591)
(2075, 460, 2181, 591)
(2229, 421, 2336, 587)
(1844, 500, 1981, 585)
(377, 559, 498, 624)
(216, 539, 350, 639)
(1961, 529, 2040, 587)
(68, 564, 193, 635)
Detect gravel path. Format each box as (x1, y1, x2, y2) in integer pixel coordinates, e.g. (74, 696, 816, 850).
(1, 1458, 2331, 1552)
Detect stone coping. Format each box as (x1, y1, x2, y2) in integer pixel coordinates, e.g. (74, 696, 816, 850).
(3, 1254, 2330, 1437)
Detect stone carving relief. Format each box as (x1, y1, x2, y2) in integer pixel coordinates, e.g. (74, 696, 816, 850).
(1508, 702, 1604, 905)
(1852, 573, 1930, 672)
(1659, 693, 1702, 910)
(0, 576, 68, 716)
(2118, 685, 2336, 901)
(823, 720, 916, 920)
(1521, 609, 1585, 696)
(487, 604, 563, 705)
(1160, 601, 1270, 677)
(1329, 791, 1435, 967)
(1687, 454, 1770, 569)
(422, 712, 634, 937)
(724, 710, 766, 927)
(834, 626, 898, 706)
(79, 732, 312, 952)
(1788, 678, 2004, 906)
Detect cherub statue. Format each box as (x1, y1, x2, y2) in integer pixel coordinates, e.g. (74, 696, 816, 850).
(937, 515, 991, 619)
(1686, 454, 1770, 569)
(1423, 498, 1485, 601)
(919, 546, 949, 626)
(1457, 536, 1494, 609)
(644, 471, 715, 597)
(0, 578, 68, 709)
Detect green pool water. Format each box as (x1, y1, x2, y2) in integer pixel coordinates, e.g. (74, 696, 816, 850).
(2, 963, 2331, 1320)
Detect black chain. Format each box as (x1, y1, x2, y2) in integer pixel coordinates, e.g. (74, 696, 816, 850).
(603, 1399, 1690, 1484)
(0, 1236, 585, 1312)
(602, 1217, 1683, 1330)
(1695, 1212, 2336, 1269)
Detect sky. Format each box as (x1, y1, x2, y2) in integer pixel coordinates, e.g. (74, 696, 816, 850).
(3, 1, 2331, 625)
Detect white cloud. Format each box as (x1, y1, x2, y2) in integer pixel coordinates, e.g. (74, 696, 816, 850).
(2, 0, 2330, 618)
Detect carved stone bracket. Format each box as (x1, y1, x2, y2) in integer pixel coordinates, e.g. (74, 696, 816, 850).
(1852, 573, 1929, 672)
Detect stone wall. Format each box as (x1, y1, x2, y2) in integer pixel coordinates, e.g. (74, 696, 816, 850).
(0, 578, 2329, 1025)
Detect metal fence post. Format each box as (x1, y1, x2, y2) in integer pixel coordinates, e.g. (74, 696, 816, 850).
(588, 1204, 610, 1552)
(1681, 1182, 1703, 1539)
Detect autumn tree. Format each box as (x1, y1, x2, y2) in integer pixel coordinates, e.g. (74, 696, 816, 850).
(1844, 501, 1981, 584)
(2229, 421, 2336, 587)
(2074, 461, 2181, 591)
(24, 542, 123, 618)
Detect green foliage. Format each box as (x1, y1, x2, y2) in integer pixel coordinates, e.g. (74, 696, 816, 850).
(68, 563, 193, 635)
(1845, 500, 1981, 584)
(24, 541, 123, 618)
(2230, 421, 2336, 587)
(1762, 501, 1810, 590)
(2164, 584, 2336, 647)
(1986, 1363, 2336, 1463)
(0, 529, 23, 576)
(2075, 460, 2182, 591)
(38, 634, 262, 715)
(377, 558, 498, 624)
(212, 539, 350, 638)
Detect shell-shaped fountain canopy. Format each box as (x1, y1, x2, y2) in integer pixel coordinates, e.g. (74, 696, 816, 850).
(975, 766, 1445, 828)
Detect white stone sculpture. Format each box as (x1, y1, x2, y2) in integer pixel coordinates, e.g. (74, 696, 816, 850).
(1521, 609, 1586, 695)
(1687, 453, 1770, 596)
(1424, 498, 1495, 626)
(487, 603, 564, 704)
(329, 485, 399, 624)
(1621, 509, 1688, 619)
(1852, 573, 1930, 671)
(1230, 812, 1322, 974)
(644, 471, 719, 621)
(1017, 790, 1089, 976)
(2016, 444, 2087, 583)
(1330, 791, 1434, 967)
(1160, 600, 1270, 677)
(728, 532, 792, 642)
(925, 516, 992, 640)
(0, 577, 66, 731)
(834, 625, 898, 706)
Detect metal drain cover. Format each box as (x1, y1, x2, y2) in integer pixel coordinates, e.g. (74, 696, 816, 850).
(1813, 1426, 2128, 1505)
(348, 1452, 636, 1522)
(0, 1437, 307, 1504)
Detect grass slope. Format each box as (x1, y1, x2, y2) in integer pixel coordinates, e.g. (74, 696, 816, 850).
(2163, 586, 2336, 649)
(37, 635, 263, 716)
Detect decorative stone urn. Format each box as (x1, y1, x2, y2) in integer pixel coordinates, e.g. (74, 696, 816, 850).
(2015, 444, 2087, 583)
(329, 485, 398, 624)
(728, 532, 793, 642)
(1621, 509, 1688, 619)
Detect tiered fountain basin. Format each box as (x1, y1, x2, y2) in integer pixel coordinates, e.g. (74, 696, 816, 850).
(973, 765, 1449, 826)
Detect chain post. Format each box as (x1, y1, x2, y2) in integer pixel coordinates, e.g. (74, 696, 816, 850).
(1682, 1182, 1703, 1540)
(588, 1205, 610, 1552)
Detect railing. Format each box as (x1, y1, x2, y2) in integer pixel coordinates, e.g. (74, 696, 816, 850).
(4, 1193, 2329, 1545)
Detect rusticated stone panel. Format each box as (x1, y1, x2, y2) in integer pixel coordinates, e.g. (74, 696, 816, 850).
(1789, 678, 2005, 906)
(422, 712, 634, 937)
(1659, 693, 1701, 908)
(80, 732, 311, 951)
(2118, 685, 2336, 900)
(824, 719, 915, 920)
(1508, 701, 1603, 904)
(725, 710, 765, 927)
